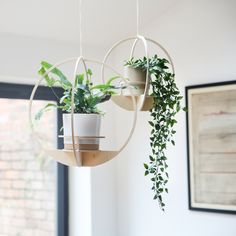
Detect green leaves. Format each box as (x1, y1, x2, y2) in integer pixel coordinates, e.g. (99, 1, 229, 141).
(148, 121, 154, 127)
(75, 74, 84, 86)
(38, 67, 55, 87)
(91, 76, 119, 91)
(35, 103, 57, 121)
(144, 163, 149, 169)
(39, 61, 72, 89)
(36, 61, 120, 118)
(124, 56, 170, 73)
(86, 68, 93, 77)
(126, 55, 184, 211)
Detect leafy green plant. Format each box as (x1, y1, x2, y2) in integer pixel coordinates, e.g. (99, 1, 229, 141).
(125, 55, 185, 211)
(36, 61, 118, 120)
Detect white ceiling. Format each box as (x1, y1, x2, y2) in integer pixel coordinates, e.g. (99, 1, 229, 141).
(0, 0, 177, 45)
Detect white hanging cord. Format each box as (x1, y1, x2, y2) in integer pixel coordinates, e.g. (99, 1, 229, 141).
(136, 0, 140, 36)
(79, 0, 83, 56)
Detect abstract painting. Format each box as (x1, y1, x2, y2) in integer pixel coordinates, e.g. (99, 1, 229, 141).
(186, 81, 236, 213)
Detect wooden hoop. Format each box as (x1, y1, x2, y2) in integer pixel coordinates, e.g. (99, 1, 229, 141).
(101, 35, 175, 111)
(29, 57, 137, 166)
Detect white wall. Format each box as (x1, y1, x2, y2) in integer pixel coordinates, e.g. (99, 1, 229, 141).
(114, 0, 236, 236)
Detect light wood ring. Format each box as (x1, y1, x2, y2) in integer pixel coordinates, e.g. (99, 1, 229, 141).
(29, 57, 138, 166)
(101, 35, 175, 111)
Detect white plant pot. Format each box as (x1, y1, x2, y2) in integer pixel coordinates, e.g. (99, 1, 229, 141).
(124, 66, 147, 95)
(63, 113, 101, 150)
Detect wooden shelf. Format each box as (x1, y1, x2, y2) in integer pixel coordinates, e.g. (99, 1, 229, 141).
(112, 95, 153, 111)
(46, 149, 118, 167)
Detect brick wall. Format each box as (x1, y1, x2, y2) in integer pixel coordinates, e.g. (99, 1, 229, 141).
(0, 99, 56, 236)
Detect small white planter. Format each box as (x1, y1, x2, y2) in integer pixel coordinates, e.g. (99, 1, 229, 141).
(124, 66, 147, 95)
(63, 113, 101, 150)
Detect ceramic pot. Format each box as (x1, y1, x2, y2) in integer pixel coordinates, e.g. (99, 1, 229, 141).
(124, 66, 147, 95)
(63, 113, 101, 150)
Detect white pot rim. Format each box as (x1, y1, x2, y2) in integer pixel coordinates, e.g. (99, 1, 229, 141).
(125, 65, 146, 70)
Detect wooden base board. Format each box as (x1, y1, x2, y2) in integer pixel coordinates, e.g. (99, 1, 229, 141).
(46, 149, 119, 167)
(112, 95, 153, 111)
(64, 144, 99, 150)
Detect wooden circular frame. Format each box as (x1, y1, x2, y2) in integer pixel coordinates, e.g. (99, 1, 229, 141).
(101, 35, 175, 111)
(29, 57, 137, 167)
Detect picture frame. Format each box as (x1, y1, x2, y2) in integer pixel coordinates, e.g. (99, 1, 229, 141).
(186, 80, 236, 214)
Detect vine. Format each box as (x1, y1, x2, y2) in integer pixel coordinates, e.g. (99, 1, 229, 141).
(125, 55, 185, 210)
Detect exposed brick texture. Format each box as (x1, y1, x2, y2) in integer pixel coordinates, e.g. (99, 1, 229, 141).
(0, 99, 56, 236)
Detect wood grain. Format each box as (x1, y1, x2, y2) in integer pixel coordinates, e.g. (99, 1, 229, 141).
(189, 86, 236, 209)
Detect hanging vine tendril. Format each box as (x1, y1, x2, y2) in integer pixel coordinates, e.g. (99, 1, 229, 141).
(125, 55, 185, 210)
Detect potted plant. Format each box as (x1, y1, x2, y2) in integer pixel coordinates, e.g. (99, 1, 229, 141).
(124, 55, 185, 210)
(124, 62, 147, 95)
(36, 61, 118, 150)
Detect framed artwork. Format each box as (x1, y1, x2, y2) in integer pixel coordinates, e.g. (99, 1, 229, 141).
(186, 81, 236, 214)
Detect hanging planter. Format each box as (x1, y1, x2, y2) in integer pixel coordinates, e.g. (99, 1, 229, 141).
(29, 57, 137, 167)
(28, 0, 136, 168)
(101, 35, 185, 210)
(123, 65, 147, 95)
(101, 35, 171, 111)
(37, 60, 116, 151)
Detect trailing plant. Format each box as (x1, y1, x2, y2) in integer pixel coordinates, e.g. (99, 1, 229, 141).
(36, 61, 118, 120)
(125, 55, 185, 211)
